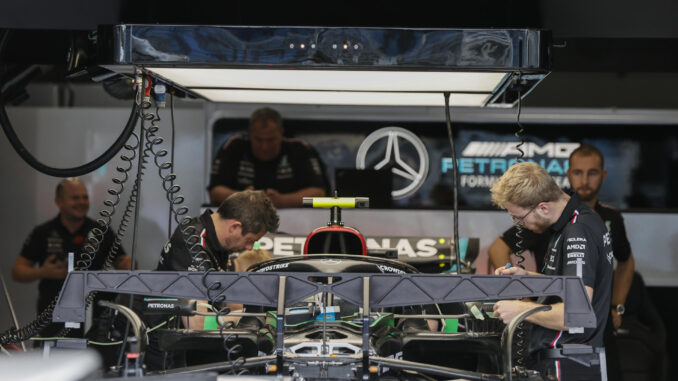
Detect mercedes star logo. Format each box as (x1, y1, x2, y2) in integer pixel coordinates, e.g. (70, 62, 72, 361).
(356, 127, 429, 200)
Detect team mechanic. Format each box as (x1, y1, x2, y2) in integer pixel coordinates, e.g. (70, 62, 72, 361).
(147, 190, 279, 370)
(158, 190, 279, 272)
(208, 107, 327, 208)
(490, 162, 613, 381)
(488, 144, 634, 379)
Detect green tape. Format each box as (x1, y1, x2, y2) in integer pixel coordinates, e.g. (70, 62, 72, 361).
(442, 318, 459, 333)
(203, 315, 218, 330)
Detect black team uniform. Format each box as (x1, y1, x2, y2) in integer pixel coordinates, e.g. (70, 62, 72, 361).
(499, 200, 632, 379)
(157, 210, 228, 272)
(529, 194, 614, 380)
(148, 210, 230, 370)
(208, 136, 327, 194)
(20, 215, 122, 337)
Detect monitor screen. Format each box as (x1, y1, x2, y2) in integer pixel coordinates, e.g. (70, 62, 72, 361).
(335, 168, 393, 209)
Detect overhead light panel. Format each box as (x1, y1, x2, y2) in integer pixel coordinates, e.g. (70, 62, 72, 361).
(98, 25, 550, 107)
(192, 89, 491, 107)
(146, 68, 508, 92)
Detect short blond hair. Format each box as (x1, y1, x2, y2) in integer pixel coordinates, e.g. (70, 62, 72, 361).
(233, 249, 273, 272)
(490, 162, 563, 209)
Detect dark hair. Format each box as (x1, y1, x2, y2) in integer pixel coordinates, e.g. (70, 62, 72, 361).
(569, 144, 604, 168)
(249, 107, 283, 131)
(216, 190, 279, 234)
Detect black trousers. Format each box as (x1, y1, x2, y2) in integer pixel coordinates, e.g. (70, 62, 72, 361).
(535, 347, 606, 381)
(602, 313, 621, 380)
(536, 357, 603, 381)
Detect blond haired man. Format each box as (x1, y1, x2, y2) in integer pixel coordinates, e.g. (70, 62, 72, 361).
(490, 162, 613, 381)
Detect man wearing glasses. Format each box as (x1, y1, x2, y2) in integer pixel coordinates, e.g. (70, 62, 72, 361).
(490, 161, 613, 381)
(488, 144, 634, 379)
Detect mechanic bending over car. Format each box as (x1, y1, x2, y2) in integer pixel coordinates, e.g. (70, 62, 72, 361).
(157, 190, 279, 272)
(490, 162, 613, 381)
(146, 190, 279, 369)
(488, 144, 634, 379)
(158, 189, 279, 329)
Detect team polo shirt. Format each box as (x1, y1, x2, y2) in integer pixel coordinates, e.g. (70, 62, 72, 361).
(20, 215, 121, 312)
(500, 200, 632, 268)
(157, 210, 228, 271)
(528, 194, 614, 356)
(208, 136, 327, 193)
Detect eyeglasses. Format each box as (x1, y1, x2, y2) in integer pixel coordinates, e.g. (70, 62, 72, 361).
(511, 204, 539, 226)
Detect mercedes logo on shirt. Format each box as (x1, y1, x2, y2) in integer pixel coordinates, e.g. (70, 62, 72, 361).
(356, 127, 429, 200)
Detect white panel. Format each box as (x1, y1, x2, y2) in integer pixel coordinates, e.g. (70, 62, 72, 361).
(193, 89, 489, 107)
(149, 68, 508, 92)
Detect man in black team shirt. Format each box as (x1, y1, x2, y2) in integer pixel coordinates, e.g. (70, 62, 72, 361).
(158, 190, 279, 272)
(12, 178, 130, 339)
(149, 190, 279, 370)
(490, 162, 613, 381)
(488, 144, 634, 379)
(208, 107, 327, 208)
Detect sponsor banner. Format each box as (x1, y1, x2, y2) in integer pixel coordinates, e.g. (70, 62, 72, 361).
(441, 141, 579, 190)
(214, 119, 672, 209)
(260, 233, 453, 258)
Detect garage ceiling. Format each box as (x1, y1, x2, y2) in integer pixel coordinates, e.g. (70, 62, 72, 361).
(1, 0, 677, 109)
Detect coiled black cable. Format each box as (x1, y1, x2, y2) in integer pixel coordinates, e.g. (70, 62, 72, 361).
(140, 96, 214, 271)
(58, 78, 149, 341)
(513, 81, 526, 164)
(0, 27, 141, 342)
(79, 128, 142, 272)
(511, 78, 530, 367)
(138, 80, 248, 372)
(0, 98, 141, 346)
(512, 80, 527, 271)
(200, 271, 246, 375)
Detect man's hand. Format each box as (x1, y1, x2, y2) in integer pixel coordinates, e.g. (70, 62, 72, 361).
(40, 255, 68, 279)
(493, 300, 531, 324)
(494, 266, 527, 276)
(611, 309, 622, 330)
(265, 188, 284, 208)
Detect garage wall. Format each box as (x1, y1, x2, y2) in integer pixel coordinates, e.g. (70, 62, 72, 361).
(0, 105, 205, 338)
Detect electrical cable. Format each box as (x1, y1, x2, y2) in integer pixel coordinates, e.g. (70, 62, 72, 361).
(142, 89, 211, 272)
(0, 27, 141, 344)
(510, 78, 530, 367)
(512, 78, 528, 271)
(168, 93, 176, 239)
(443, 93, 461, 274)
(0, 86, 142, 347)
(116, 74, 150, 368)
(200, 271, 246, 375)
(0, 99, 140, 177)
(132, 72, 226, 372)
(0, 29, 142, 178)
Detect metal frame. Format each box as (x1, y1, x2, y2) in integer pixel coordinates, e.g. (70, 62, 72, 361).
(53, 270, 596, 329)
(96, 25, 550, 107)
(100, 25, 549, 71)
